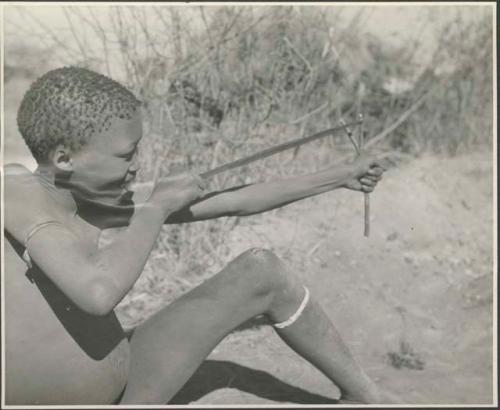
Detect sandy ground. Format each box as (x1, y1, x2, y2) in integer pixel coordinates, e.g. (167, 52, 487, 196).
(168, 151, 495, 406)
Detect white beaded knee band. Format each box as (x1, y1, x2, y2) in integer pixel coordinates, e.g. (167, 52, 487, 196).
(273, 286, 310, 329)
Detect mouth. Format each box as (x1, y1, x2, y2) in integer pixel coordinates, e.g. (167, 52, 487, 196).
(120, 175, 136, 192)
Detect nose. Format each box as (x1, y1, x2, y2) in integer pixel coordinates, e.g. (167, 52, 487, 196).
(129, 151, 140, 173)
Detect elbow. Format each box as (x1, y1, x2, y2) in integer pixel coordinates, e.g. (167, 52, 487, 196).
(81, 279, 118, 316)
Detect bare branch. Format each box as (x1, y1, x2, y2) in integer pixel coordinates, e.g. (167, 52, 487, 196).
(365, 91, 431, 150)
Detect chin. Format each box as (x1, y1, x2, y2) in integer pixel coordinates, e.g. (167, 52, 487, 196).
(92, 190, 130, 207)
(110, 191, 132, 205)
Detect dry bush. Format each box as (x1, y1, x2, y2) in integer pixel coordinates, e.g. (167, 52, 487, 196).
(4, 5, 494, 326)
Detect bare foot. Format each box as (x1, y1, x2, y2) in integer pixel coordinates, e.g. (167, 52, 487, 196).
(337, 397, 367, 404)
(339, 389, 402, 405)
(376, 390, 403, 404)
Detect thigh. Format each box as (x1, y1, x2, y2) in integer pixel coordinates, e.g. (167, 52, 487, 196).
(120, 252, 275, 404)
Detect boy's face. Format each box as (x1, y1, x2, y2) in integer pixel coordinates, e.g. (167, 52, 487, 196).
(66, 109, 143, 205)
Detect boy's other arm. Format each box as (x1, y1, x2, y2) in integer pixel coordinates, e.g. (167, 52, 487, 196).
(166, 155, 385, 223)
(5, 168, 203, 316)
(21, 203, 167, 316)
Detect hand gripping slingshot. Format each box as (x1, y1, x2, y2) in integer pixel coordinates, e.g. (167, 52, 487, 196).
(200, 117, 370, 237)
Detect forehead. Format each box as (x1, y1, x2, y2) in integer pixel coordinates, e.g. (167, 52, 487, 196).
(87, 109, 143, 152)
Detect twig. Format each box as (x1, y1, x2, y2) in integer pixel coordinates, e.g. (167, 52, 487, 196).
(24, 9, 79, 59)
(62, 8, 88, 62)
(307, 239, 325, 258)
(133, 7, 163, 59)
(87, 7, 113, 76)
(290, 102, 328, 125)
(283, 35, 312, 74)
(365, 91, 431, 150)
(216, 7, 244, 45)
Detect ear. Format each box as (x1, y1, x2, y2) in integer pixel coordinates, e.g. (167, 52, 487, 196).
(51, 145, 74, 172)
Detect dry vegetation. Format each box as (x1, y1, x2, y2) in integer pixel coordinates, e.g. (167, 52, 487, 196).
(4, 5, 493, 327)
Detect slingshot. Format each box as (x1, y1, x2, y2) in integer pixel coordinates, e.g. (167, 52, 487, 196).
(200, 119, 363, 179)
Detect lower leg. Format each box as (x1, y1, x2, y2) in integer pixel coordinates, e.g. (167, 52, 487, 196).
(269, 287, 381, 403)
(253, 253, 383, 404)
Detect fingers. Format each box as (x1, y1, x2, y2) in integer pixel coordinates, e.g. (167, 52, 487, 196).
(367, 166, 384, 177)
(360, 177, 378, 186)
(360, 174, 381, 193)
(350, 151, 393, 194)
(356, 154, 387, 175)
(368, 160, 389, 173)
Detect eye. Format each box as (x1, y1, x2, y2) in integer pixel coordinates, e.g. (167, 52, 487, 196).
(120, 148, 136, 161)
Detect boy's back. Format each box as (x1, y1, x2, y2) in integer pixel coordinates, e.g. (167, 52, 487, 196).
(4, 164, 130, 404)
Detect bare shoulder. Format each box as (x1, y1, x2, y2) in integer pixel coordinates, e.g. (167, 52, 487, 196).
(4, 163, 69, 244)
(3, 164, 31, 175)
(4, 163, 41, 199)
(4, 163, 32, 175)
(4, 163, 38, 201)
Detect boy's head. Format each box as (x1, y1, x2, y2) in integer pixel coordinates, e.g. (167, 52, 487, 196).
(18, 66, 144, 204)
(17, 66, 141, 163)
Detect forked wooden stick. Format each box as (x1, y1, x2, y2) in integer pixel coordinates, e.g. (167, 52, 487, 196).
(357, 82, 369, 237)
(360, 114, 370, 237)
(200, 119, 362, 179)
(340, 115, 369, 237)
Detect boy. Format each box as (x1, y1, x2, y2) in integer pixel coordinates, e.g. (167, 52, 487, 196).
(4, 67, 394, 405)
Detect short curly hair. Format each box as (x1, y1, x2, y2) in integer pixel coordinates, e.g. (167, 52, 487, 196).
(17, 66, 141, 162)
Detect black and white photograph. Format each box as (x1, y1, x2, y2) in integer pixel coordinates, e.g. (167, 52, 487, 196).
(1, 2, 496, 407)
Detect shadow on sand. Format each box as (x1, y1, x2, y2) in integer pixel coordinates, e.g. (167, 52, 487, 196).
(170, 359, 339, 405)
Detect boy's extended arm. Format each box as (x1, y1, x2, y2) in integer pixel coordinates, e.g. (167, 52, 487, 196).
(165, 157, 380, 223)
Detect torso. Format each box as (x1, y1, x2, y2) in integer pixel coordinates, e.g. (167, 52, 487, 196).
(4, 166, 131, 405)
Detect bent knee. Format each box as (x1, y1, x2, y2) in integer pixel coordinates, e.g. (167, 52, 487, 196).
(240, 247, 280, 264)
(231, 248, 289, 295)
(236, 248, 282, 272)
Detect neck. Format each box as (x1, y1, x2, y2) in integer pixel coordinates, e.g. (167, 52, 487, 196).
(34, 163, 55, 184)
(34, 163, 76, 207)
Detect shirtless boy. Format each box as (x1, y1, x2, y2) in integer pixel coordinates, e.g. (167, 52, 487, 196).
(4, 67, 394, 405)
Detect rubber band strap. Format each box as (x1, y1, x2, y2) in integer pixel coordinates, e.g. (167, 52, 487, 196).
(22, 221, 65, 269)
(273, 286, 310, 329)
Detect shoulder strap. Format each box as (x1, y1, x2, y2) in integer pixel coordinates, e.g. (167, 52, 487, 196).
(22, 220, 67, 269)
